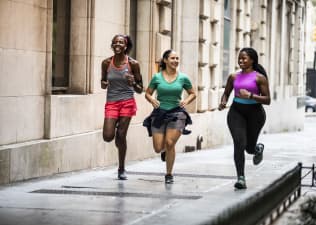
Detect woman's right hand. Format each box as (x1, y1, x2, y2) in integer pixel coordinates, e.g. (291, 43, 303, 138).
(218, 102, 226, 111)
(101, 80, 109, 89)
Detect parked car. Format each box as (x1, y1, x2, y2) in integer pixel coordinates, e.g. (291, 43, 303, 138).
(304, 96, 316, 112)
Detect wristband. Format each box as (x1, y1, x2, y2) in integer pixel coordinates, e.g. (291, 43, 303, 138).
(249, 93, 253, 99)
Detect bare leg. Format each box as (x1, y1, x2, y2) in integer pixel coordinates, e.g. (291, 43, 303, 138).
(152, 132, 165, 153)
(164, 129, 182, 175)
(103, 118, 118, 142)
(115, 116, 132, 172)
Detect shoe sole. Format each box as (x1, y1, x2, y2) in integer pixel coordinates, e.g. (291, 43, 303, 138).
(234, 183, 247, 189)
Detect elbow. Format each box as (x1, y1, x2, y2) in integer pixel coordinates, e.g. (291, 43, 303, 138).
(192, 93, 197, 101)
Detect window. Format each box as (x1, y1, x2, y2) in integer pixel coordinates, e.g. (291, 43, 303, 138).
(222, 0, 231, 85)
(52, 0, 71, 94)
(129, 0, 137, 59)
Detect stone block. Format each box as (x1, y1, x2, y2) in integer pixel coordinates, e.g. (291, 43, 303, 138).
(199, 42, 209, 66)
(159, 6, 171, 34)
(10, 141, 57, 182)
(199, 19, 210, 42)
(155, 33, 171, 62)
(16, 96, 45, 143)
(0, 97, 17, 145)
(70, 18, 88, 56)
(0, 50, 46, 96)
(0, 149, 10, 184)
(210, 1, 221, 23)
(200, 0, 210, 18)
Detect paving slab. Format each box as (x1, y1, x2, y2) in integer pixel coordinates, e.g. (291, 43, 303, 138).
(0, 117, 315, 225)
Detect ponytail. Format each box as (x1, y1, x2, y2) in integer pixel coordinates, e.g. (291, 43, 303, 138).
(159, 49, 173, 71)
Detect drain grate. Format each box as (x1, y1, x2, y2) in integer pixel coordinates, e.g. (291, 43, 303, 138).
(31, 189, 202, 200)
(127, 171, 235, 180)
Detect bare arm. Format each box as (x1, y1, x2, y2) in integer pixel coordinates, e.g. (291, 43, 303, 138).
(180, 87, 196, 107)
(218, 74, 235, 110)
(129, 59, 143, 94)
(254, 75, 271, 105)
(145, 87, 160, 108)
(101, 58, 111, 89)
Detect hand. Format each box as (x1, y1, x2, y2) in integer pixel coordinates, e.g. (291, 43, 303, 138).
(101, 80, 109, 89)
(239, 89, 250, 99)
(218, 102, 226, 111)
(150, 98, 160, 109)
(179, 100, 188, 108)
(124, 72, 135, 86)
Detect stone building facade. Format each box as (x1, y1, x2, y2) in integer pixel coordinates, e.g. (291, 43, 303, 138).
(0, 0, 307, 184)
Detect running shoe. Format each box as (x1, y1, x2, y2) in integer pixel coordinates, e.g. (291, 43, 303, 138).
(234, 176, 247, 189)
(165, 174, 174, 184)
(253, 143, 264, 165)
(161, 151, 166, 162)
(118, 170, 127, 180)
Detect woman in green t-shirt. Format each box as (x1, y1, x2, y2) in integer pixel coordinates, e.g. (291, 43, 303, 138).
(144, 49, 196, 184)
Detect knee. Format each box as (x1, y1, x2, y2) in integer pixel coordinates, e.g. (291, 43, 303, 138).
(154, 148, 162, 153)
(234, 142, 247, 154)
(115, 129, 127, 141)
(165, 139, 176, 150)
(103, 133, 115, 142)
(153, 144, 164, 153)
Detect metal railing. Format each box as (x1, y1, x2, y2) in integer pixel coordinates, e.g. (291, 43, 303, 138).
(203, 163, 302, 225)
(301, 163, 315, 187)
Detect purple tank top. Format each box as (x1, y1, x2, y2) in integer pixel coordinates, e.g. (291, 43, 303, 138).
(234, 71, 259, 97)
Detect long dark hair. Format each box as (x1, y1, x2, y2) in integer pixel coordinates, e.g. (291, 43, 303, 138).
(240, 47, 267, 78)
(159, 49, 174, 70)
(111, 34, 133, 54)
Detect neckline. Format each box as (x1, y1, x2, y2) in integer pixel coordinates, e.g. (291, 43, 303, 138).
(239, 70, 256, 76)
(111, 55, 128, 70)
(161, 71, 178, 84)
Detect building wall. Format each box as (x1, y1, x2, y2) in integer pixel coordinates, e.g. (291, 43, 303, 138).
(0, 0, 306, 184)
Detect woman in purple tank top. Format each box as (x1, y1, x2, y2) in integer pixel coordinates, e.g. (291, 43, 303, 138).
(218, 48, 271, 189)
(101, 34, 143, 180)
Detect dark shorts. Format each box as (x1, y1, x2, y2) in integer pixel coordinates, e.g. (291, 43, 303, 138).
(151, 111, 187, 133)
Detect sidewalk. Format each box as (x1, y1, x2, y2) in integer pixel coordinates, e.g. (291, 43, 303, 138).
(0, 117, 315, 225)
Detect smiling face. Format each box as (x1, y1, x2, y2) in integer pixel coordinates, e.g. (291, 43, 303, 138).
(164, 51, 179, 70)
(111, 36, 127, 55)
(238, 51, 254, 70)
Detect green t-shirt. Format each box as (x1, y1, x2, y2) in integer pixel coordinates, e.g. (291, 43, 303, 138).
(148, 72, 193, 110)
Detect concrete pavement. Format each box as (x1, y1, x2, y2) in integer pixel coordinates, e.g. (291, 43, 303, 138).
(0, 116, 315, 225)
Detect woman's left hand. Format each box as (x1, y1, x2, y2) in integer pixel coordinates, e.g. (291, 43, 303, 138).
(124, 73, 135, 86)
(239, 89, 251, 99)
(179, 100, 188, 108)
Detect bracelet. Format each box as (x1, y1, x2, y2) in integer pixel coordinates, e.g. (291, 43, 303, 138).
(249, 93, 253, 99)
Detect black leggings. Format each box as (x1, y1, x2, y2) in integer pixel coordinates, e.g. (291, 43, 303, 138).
(227, 102, 266, 177)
